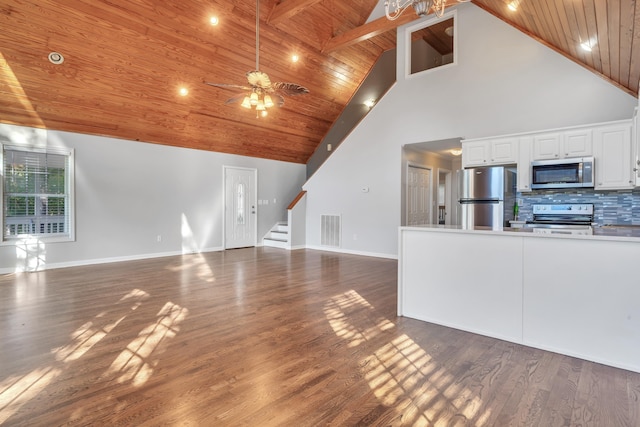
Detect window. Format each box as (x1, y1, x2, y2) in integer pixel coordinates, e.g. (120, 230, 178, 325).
(236, 183, 245, 225)
(407, 14, 456, 76)
(2, 146, 75, 242)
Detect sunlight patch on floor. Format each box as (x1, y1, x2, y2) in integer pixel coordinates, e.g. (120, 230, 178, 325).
(363, 334, 491, 426)
(0, 367, 62, 423)
(0, 288, 151, 423)
(52, 289, 149, 362)
(324, 290, 490, 426)
(324, 289, 395, 348)
(102, 301, 188, 386)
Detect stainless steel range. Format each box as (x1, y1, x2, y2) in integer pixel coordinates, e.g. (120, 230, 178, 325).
(525, 203, 594, 235)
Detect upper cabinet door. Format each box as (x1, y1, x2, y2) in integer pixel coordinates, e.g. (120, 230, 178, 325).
(462, 140, 490, 167)
(563, 129, 593, 157)
(594, 124, 633, 190)
(532, 133, 561, 160)
(490, 137, 518, 164)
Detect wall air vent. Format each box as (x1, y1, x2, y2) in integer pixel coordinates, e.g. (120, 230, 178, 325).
(321, 215, 341, 247)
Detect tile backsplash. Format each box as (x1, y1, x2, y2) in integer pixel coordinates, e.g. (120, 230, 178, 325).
(516, 188, 640, 225)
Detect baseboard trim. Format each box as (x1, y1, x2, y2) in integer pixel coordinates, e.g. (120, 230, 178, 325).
(0, 246, 225, 275)
(304, 245, 397, 260)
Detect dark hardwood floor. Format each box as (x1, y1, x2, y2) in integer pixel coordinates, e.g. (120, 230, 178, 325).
(1, 248, 639, 426)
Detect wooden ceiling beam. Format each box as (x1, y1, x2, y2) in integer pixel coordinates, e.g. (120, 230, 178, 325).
(268, 0, 323, 26)
(322, 13, 417, 53)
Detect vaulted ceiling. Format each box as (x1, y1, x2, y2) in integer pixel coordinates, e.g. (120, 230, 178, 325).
(1, 1, 639, 164)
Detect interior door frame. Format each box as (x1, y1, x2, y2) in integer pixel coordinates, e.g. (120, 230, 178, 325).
(437, 168, 452, 225)
(222, 165, 258, 249)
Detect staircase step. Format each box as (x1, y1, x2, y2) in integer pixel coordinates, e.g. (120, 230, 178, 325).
(263, 238, 288, 249)
(274, 224, 289, 232)
(268, 231, 288, 241)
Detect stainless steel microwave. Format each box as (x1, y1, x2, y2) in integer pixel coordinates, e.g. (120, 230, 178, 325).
(531, 157, 594, 189)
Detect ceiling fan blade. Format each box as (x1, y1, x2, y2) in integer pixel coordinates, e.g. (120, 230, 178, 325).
(205, 82, 252, 91)
(272, 93, 285, 107)
(225, 93, 249, 105)
(272, 82, 309, 96)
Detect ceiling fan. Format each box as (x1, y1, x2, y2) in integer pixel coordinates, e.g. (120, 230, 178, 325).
(205, 0, 309, 118)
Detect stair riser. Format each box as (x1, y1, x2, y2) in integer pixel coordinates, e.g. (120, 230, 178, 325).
(263, 239, 288, 249)
(269, 232, 288, 241)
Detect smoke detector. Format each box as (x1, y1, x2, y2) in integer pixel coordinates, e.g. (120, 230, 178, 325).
(48, 52, 64, 65)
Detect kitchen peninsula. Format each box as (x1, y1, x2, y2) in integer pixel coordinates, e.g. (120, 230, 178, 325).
(398, 225, 640, 373)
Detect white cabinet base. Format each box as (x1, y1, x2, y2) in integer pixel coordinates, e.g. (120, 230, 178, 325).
(399, 226, 640, 373)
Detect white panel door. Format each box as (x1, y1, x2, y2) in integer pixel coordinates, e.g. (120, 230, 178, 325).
(224, 166, 257, 249)
(407, 166, 431, 226)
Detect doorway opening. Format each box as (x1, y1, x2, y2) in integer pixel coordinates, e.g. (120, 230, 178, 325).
(401, 138, 463, 227)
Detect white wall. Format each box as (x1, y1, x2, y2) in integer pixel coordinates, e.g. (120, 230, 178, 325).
(303, 3, 637, 258)
(0, 127, 306, 273)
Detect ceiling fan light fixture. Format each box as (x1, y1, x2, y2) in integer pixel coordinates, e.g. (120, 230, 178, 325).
(250, 91, 259, 105)
(412, 0, 432, 17)
(385, 0, 448, 20)
(204, 0, 308, 118)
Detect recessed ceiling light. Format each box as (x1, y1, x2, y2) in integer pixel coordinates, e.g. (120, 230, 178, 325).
(210, 16, 219, 26)
(291, 54, 299, 63)
(450, 148, 462, 156)
(364, 99, 376, 108)
(507, 2, 518, 12)
(581, 42, 593, 52)
(179, 87, 189, 96)
(48, 52, 64, 65)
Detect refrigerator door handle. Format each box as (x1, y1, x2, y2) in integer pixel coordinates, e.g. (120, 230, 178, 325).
(459, 199, 501, 204)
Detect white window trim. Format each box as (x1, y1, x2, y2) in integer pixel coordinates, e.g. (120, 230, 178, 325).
(1, 144, 76, 245)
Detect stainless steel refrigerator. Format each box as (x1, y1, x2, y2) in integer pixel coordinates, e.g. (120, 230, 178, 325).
(458, 166, 516, 230)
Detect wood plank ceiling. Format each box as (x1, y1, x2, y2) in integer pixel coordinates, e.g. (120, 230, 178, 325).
(0, 1, 639, 164)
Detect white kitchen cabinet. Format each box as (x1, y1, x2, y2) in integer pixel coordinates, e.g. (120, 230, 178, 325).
(532, 130, 593, 160)
(594, 123, 633, 190)
(532, 133, 561, 159)
(517, 136, 532, 192)
(490, 137, 519, 164)
(634, 108, 640, 186)
(563, 129, 593, 157)
(462, 140, 490, 167)
(462, 137, 518, 167)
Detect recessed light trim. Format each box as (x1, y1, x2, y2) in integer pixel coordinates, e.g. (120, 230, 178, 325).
(48, 52, 64, 65)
